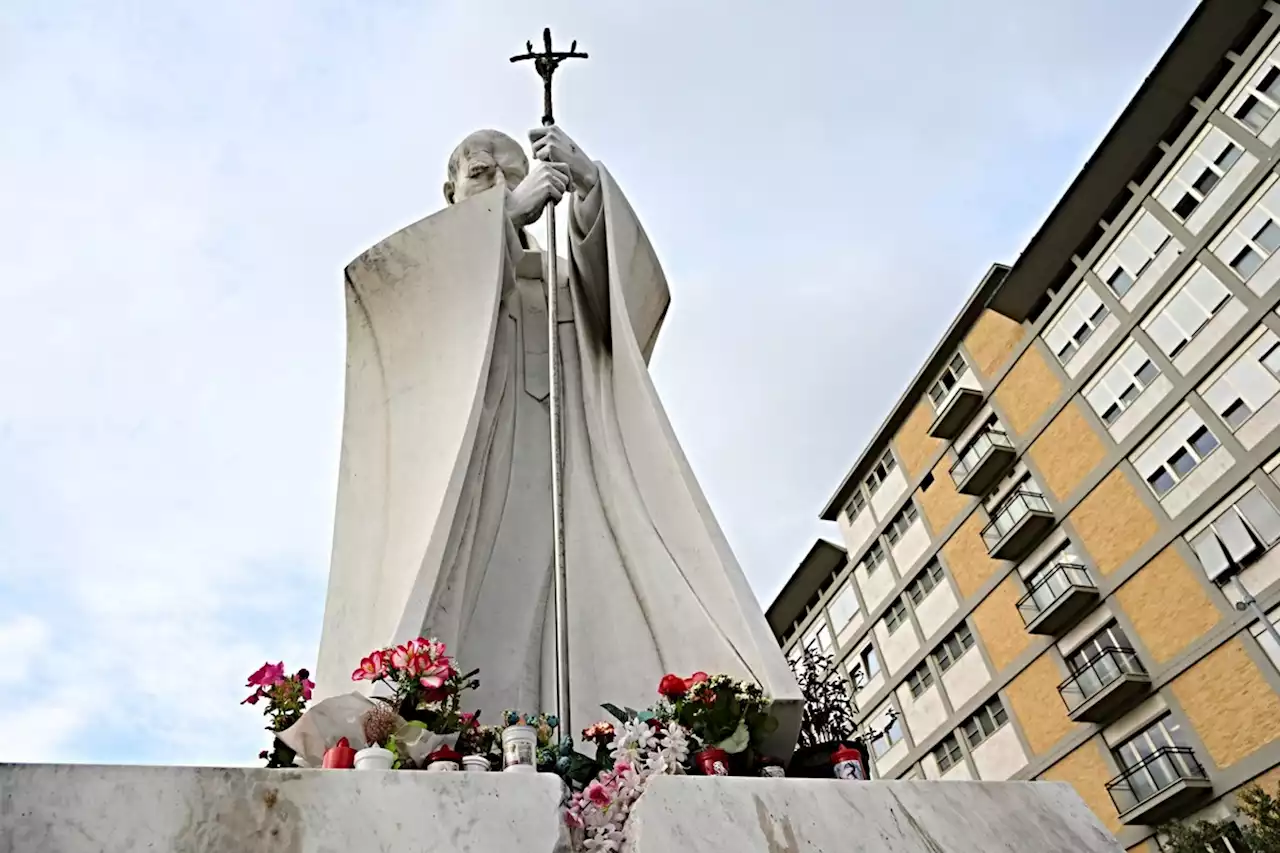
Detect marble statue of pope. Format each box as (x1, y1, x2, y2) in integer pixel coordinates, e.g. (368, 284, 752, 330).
(315, 125, 800, 749)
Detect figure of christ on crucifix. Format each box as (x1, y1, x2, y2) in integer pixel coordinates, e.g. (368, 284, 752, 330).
(314, 33, 800, 755)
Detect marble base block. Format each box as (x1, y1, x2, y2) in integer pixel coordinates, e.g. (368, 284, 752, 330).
(0, 763, 568, 852)
(626, 776, 1124, 853)
(1, 764, 1123, 853)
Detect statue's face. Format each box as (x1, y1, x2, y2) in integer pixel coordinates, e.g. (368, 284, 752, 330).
(444, 130, 529, 205)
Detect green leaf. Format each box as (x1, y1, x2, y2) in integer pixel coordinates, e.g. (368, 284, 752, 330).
(404, 720, 428, 729)
(601, 703, 629, 724)
(716, 719, 750, 754)
(623, 706, 640, 721)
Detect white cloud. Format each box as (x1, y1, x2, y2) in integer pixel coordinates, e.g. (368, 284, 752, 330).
(0, 0, 1197, 763)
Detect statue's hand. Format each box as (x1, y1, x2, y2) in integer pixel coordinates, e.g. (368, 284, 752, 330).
(530, 126, 598, 197)
(506, 160, 571, 229)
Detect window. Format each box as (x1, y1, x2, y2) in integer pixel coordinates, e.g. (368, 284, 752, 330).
(1045, 286, 1111, 365)
(933, 734, 964, 773)
(859, 645, 881, 682)
(1266, 342, 1280, 376)
(844, 488, 866, 520)
(1067, 621, 1131, 676)
(871, 713, 905, 758)
(1113, 715, 1195, 805)
(885, 501, 920, 545)
(861, 541, 886, 576)
(932, 623, 975, 673)
(906, 561, 945, 605)
(827, 580, 860, 634)
(1143, 266, 1232, 359)
(1229, 219, 1280, 281)
(1157, 128, 1244, 222)
(802, 620, 834, 656)
(1202, 330, 1280, 437)
(1084, 339, 1163, 426)
(1190, 487, 1280, 582)
(1232, 63, 1280, 135)
(1097, 212, 1174, 299)
(928, 353, 970, 409)
(906, 662, 934, 698)
(1143, 423, 1221, 497)
(884, 599, 909, 634)
(961, 697, 1009, 749)
(865, 450, 898, 495)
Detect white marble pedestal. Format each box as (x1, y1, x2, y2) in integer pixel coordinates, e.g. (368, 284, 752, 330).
(0, 764, 1123, 852)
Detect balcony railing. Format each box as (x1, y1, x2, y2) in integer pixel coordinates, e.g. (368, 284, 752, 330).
(1017, 563, 1098, 635)
(1058, 647, 1150, 722)
(951, 430, 1013, 480)
(949, 429, 1016, 496)
(1106, 746, 1211, 825)
(981, 490, 1054, 560)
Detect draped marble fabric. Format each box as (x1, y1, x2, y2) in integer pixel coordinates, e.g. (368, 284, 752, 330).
(316, 167, 800, 750)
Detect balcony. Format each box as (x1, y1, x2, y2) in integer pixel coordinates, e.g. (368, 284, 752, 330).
(1016, 563, 1099, 636)
(981, 491, 1055, 561)
(1058, 647, 1151, 724)
(949, 430, 1016, 496)
(1106, 747, 1212, 826)
(928, 387, 984, 440)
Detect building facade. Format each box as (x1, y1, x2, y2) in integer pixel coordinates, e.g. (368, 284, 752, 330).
(766, 3, 1280, 850)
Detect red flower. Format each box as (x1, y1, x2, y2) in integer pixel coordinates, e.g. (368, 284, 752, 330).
(685, 671, 709, 690)
(246, 662, 286, 688)
(240, 688, 265, 705)
(658, 673, 687, 699)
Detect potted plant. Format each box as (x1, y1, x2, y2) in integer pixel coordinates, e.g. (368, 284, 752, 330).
(240, 662, 314, 768)
(786, 646, 890, 779)
(355, 701, 399, 770)
(457, 713, 499, 771)
(652, 672, 775, 776)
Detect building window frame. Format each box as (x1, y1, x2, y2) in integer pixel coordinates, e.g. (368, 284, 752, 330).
(932, 623, 976, 673)
(905, 662, 935, 699)
(933, 733, 964, 773)
(884, 598, 909, 634)
(1141, 421, 1222, 497)
(927, 353, 970, 410)
(1188, 484, 1280, 582)
(1084, 338, 1163, 427)
(906, 560, 945, 605)
(960, 697, 1009, 750)
(861, 541, 887, 577)
(1045, 286, 1111, 365)
(885, 501, 920, 546)
(1142, 265, 1233, 360)
(865, 449, 898, 497)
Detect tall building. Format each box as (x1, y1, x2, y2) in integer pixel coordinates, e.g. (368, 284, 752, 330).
(767, 3, 1280, 849)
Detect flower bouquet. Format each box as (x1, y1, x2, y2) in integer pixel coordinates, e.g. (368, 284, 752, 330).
(272, 637, 478, 768)
(565, 719, 690, 852)
(241, 662, 314, 768)
(653, 671, 775, 775)
(351, 637, 479, 733)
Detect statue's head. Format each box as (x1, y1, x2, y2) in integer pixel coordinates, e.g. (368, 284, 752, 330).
(444, 129, 529, 205)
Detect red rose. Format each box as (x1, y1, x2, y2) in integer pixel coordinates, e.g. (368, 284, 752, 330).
(684, 672, 709, 691)
(658, 673, 687, 699)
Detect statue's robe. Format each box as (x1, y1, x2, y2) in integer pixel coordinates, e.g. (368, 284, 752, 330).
(316, 166, 800, 751)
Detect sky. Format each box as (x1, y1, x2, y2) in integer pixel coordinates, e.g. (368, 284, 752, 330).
(0, 0, 1198, 765)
